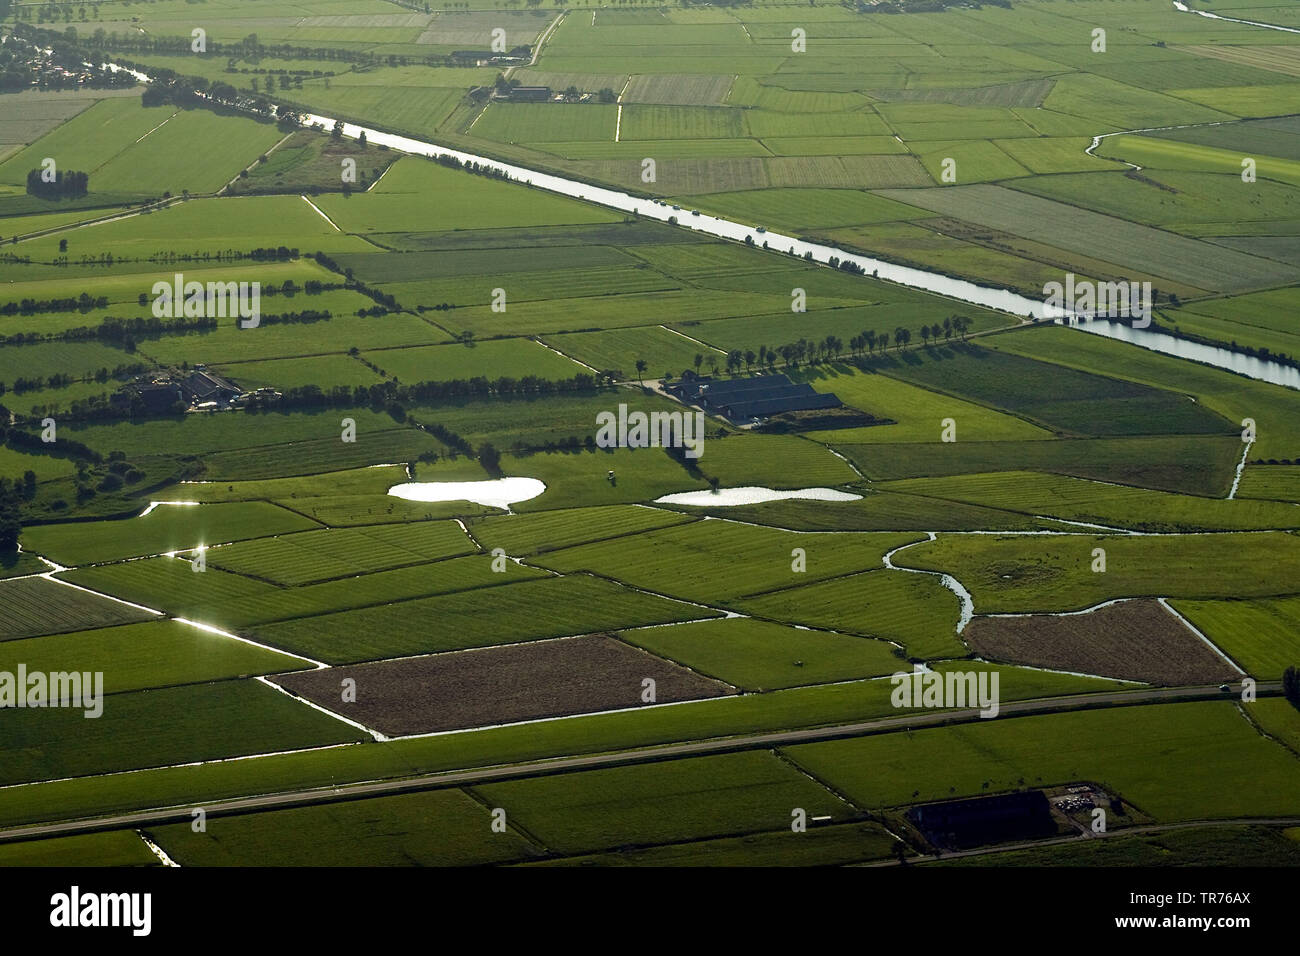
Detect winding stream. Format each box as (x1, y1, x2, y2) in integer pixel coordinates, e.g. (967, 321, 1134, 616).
(882, 533, 975, 636)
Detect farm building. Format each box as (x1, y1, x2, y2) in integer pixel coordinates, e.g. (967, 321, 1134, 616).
(453, 50, 530, 67)
(665, 373, 842, 424)
(500, 86, 551, 102)
(907, 790, 1056, 850)
(181, 368, 242, 406)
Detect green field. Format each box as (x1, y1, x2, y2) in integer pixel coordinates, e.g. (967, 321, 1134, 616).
(249, 574, 716, 663)
(985, 326, 1300, 460)
(0, 679, 364, 786)
(534, 522, 921, 604)
(61, 551, 547, 635)
(881, 471, 1299, 532)
(363, 338, 583, 382)
(867, 344, 1235, 439)
(475, 751, 852, 855)
(4, 0, 1300, 872)
(836, 435, 1241, 497)
(734, 568, 967, 660)
(471, 504, 695, 556)
(873, 184, 1296, 293)
(22, 501, 322, 566)
(786, 701, 1300, 820)
(206, 520, 475, 585)
(896, 531, 1300, 613)
(0, 620, 312, 694)
(313, 158, 621, 233)
(147, 789, 541, 866)
(0, 576, 155, 640)
(1170, 596, 1300, 678)
(620, 616, 904, 690)
(0, 830, 161, 868)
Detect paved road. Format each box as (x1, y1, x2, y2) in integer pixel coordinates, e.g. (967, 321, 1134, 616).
(0, 682, 1278, 844)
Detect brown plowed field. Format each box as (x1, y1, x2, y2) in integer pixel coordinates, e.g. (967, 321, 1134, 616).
(963, 599, 1237, 686)
(272, 633, 734, 736)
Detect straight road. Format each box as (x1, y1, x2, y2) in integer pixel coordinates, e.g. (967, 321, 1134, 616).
(0, 682, 1278, 845)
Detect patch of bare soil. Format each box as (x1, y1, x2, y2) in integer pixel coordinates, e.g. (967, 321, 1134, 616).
(272, 633, 734, 736)
(963, 598, 1236, 685)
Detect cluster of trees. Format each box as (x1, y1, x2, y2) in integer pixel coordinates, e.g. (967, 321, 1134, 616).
(0, 496, 20, 552)
(0, 472, 38, 505)
(0, 415, 179, 528)
(430, 153, 510, 182)
(0, 29, 134, 93)
(826, 255, 869, 276)
(1286, 665, 1300, 711)
(25, 168, 89, 200)
(140, 70, 275, 117)
(0, 422, 101, 464)
(248, 247, 301, 261)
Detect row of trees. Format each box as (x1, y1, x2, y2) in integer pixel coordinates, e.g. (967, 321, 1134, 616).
(30, 24, 468, 70)
(143, 247, 303, 265)
(0, 292, 108, 316)
(429, 152, 511, 182)
(0, 363, 146, 396)
(187, 374, 613, 420)
(662, 315, 976, 379)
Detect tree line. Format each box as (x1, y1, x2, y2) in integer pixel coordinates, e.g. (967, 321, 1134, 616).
(666, 315, 976, 379)
(0, 362, 147, 397)
(34, 24, 472, 71)
(0, 292, 108, 316)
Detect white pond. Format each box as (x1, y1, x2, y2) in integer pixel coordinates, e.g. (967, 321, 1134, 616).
(654, 487, 863, 507)
(387, 477, 545, 510)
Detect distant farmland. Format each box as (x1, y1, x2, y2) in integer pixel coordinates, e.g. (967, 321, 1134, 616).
(873, 184, 1299, 292)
